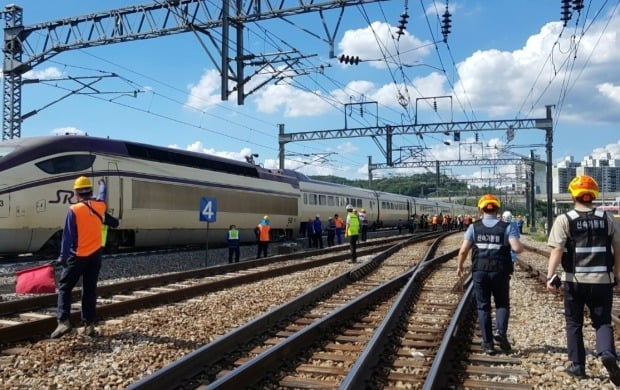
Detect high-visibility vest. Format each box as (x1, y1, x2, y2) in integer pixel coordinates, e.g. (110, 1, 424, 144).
(257, 224, 271, 242)
(347, 213, 360, 235)
(228, 229, 239, 240)
(70, 200, 106, 256)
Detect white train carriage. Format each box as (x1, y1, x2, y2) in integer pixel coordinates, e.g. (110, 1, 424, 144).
(0, 135, 480, 256)
(0, 136, 300, 255)
(296, 176, 415, 231)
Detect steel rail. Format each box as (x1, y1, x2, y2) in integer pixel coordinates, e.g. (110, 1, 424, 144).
(340, 248, 459, 389)
(129, 233, 444, 389)
(1, 236, 429, 344)
(0, 234, 414, 316)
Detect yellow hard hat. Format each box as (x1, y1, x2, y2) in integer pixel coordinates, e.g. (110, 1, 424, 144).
(263, 215, 269, 220)
(361, 208, 366, 212)
(568, 175, 599, 201)
(73, 176, 93, 193)
(477, 194, 500, 211)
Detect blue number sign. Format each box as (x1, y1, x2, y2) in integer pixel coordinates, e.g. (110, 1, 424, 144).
(199, 197, 217, 222)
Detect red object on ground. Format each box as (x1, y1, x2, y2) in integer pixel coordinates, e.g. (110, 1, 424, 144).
(15, 263, 56, 294)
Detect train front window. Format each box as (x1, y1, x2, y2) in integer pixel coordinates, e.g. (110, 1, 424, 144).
(36, 154, 96, 174)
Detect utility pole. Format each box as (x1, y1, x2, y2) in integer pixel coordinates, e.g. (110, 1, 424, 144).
(530, 149, 537, 233)
(544, 105, 554, 235)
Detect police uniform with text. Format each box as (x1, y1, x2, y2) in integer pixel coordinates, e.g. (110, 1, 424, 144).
(471, 217, 512, 350)
(457, 194, 523, 355)
(547, 175, 620, 382)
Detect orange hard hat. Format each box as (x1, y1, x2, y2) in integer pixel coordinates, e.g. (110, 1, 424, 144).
(568, 175, 599, 201)
(477, 194, 501, 211)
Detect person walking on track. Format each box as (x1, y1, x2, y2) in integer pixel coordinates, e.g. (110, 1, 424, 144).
(546, 175, 620, 384)
(345, 205, 360, 263)
(456, 194, 523, 355)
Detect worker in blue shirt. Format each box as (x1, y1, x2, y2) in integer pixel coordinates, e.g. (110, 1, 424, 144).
(52, 177, 108, 339)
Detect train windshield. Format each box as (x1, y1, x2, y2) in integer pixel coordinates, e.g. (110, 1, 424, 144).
(35, 154, 96, 174)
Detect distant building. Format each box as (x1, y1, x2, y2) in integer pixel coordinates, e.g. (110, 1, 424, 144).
(553, 154, 620, 194)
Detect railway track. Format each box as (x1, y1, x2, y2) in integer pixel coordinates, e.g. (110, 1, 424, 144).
(128, 233, 454, 389)
(0, 234, 434, 345)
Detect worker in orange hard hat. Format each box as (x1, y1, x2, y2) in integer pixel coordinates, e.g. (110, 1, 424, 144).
(457, 193, 523, 355)
(546, 175, 620, 382)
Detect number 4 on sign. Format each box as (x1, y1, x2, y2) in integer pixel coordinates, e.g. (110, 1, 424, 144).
(199, 197, 217, 222)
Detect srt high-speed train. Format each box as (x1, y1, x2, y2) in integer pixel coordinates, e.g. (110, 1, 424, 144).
(0, 135, 478, 256)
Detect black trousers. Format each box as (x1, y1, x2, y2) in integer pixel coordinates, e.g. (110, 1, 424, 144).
(257, 241, 269, 258)
(349, 234, 359, 262)
(563, 281, 615, 364)
(57, 249, 102, 323)
(228, 247, 240, 263)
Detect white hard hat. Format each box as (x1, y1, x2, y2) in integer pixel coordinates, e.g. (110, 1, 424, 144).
(502, 211, 513, 221)
(346, 204, 353, 210)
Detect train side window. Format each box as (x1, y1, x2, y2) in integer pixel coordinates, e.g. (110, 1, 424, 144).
(35, 154, 96, 174)
(319, 195, 326, 206)
(303, 193, 308, 204)
(327, 196, 334, 206)
(309, 194, 317, 205)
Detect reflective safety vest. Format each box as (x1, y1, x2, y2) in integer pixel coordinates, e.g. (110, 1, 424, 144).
(70, 200, 106, 257)
(347, 213, 360, 236)
(561, 208, 613, 274)
(335, 217, 345, 229)
(471, 220, 511, 273)
(257, 224, 271, 242)
(228, 229, 239, 240)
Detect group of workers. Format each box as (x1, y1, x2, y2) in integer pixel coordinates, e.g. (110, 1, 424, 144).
(48, 173, 620, 386)
(457, 174, 620, 386)
(305, 207, 370, 249)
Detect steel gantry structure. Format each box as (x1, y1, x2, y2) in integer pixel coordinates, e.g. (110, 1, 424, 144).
(279, 105, 555, 233)
(2, 0, 388, 140)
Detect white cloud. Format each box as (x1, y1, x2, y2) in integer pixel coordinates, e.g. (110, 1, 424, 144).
(587, 141, 620, 160)
(170, 141, 254, 162)
(23, 66, 63, 80)
(597, 83, 620, 105)
(255, 83, 332, 117)
(52, 127, 86, 136)
(338, 21, 432, 69)
(185, 69, 224, 111)
(451, 12, 620, 120)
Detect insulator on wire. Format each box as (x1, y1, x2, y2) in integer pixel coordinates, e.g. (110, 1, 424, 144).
(338, 54, 360, 65)
(572, 0, 584, 11)
(561, 0, 572, 26)
(441, 6, 451, 43)
(396, 10, 409, 39)
(433, 99, 438, 112)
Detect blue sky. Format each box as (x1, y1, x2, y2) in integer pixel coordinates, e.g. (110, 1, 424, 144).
(8, 0, 620, 182)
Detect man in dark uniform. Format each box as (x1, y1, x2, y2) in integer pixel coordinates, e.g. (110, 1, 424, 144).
(457, 194, 523, 355)
(546, 175, 620, 384)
